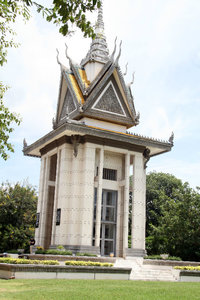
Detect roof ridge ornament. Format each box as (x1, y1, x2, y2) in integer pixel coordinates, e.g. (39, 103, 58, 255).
(110, 37, 117, 62)
(65, 43, 72, 66)
(169, 132, 174, 144)
(135, 111, 140, 125)
(56, 49, 65, 71)
(23, 138, 28, 149)
(123, 62, 128, 76)
(127, 72, 135, 87)
(114, 40, 122, 66)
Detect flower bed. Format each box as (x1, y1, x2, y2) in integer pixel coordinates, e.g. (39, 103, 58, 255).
(174, 267, 200, 282)
(0, 260, 130, 280)
(174, 266, 200, 271)
(35, 250, 98, 257)
(65, 261, 113, 267)
(0, 257, 59, 265)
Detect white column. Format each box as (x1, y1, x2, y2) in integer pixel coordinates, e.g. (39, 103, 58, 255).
(51, 149, 60, 245)
(95, 148, 104, 247)
(123, 152, 130, 255)
(131, 154, 146, 252)
(38, 156, 50, 248)
(56, 144, 71, 246)
(80, 144, 96, 245)
(35, 156, 46, 245)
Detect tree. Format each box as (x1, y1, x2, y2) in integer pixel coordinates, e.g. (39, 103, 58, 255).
(0, 84, 21, 160)
(1, 0, 101, 66)
(0, 182, 37, 252)
(0, 0, 101, 160)
(146, 172, 200, 261)
(146, 172, 183, 237)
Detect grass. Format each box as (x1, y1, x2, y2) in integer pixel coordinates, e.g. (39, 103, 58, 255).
(0, 280, 200, 300)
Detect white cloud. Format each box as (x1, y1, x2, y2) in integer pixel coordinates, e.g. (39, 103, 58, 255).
(148, 157, 200, 189)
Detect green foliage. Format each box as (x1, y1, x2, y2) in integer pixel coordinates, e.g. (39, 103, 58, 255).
(0, 0, 101, 68)
(45, 249, 72, 255)
(0, 257, 59, 265)
(44, 0, 101, 39)
(144, 255, 181, 261)
(35, 249, 72, 255)
(35, 249, 97, 256)
(57, 245, 65, 250)
(76, 252, 97, 257)
(65, 261, 113, 267)
(0, 0, 31, 67)
(146, 172, 200, 261)
(6, 249, 18, 254)
(0, 182, 37, 252)
(0, 83, 21, 160)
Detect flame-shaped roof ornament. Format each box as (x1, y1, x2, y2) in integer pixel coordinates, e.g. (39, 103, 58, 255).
(114, 40, 122, 66)
(110, 37, 117, 62)
(56, 49, 65, 71)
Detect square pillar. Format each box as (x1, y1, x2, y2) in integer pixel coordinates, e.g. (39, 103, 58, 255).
(130, 154, 146, 257)
(123, 152, 130, 256)
(95, 148, 104, 247)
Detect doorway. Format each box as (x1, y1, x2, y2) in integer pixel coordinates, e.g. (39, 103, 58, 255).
(100, 190, 117, 256)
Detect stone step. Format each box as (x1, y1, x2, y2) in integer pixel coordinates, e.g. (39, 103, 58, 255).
(143, 265, 173, 270)
(132, 277, 175, 282)
(131, 268, 177, 281)
(131, 272, 175, 280)
(114, 258, 179, 282)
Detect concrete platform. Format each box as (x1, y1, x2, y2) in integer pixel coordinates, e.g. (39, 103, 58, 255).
(0, 263, 131, 280)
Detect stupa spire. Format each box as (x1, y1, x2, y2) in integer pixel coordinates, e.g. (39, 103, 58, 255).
(96, 2, 104, 33)
(81, 0, 109, 66)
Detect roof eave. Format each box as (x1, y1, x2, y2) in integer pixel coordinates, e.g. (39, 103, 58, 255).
(23, 122, 173, 158)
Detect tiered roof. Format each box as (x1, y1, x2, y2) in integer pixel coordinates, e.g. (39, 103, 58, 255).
(23, 2, 173, 161)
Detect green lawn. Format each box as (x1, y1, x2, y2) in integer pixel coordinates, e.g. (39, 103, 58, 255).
(0, 279, 200, 300)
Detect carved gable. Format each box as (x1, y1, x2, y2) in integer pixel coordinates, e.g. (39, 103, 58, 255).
(59, 89, 76, 120)
(92, 82, 126, 117)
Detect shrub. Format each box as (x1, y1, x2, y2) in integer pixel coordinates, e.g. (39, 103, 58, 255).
(6, 249, 18, 254)
(0, 257, 59, 265)
(65, 261, 113, 267)
(57, 245, 65, 250)
(76, 252, 97, 257)
(45, 250, 72, 255)
(174, 266, 200, 271)
(144, 255, 181, 261)
(35, 249, 72, 255)
(167, 256, 182, 261)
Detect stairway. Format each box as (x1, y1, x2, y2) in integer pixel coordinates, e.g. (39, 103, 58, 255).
(114, 258, 180, 281)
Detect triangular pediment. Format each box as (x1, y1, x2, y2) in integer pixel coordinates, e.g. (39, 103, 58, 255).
(59, 89, 76, 121)
(80, 74, 137, 127)
(92, 81, 126, 117)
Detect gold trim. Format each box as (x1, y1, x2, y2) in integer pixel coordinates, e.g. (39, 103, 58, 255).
(78, 69, 90, 88)
(69, 74, 84, 104)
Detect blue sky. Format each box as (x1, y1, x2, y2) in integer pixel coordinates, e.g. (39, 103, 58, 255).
(1, 0, 200, 189)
